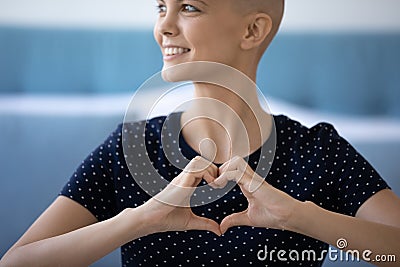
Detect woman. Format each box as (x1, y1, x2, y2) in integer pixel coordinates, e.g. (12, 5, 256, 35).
(1, 0, 399, 266)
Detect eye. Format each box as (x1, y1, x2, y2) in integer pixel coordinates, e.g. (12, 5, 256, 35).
(156, 4, 167, 14)
(182, 4, 200, 13)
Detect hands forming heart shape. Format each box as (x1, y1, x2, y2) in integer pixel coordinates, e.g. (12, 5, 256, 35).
(140, 156, 301, 236)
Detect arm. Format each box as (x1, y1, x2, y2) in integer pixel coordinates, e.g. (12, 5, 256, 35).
(0, 156, 220, 267)
(215, 156, 400, 267)
(288, 189, 400, 266)
(0, 196, 147, 267)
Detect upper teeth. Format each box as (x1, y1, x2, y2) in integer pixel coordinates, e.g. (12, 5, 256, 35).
(164, 47, 190, 56)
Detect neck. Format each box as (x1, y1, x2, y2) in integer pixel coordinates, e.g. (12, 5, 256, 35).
(181, 82, 272, 164)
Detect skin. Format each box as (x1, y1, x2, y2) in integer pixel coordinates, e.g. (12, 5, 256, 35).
(1, 0, 400, 266)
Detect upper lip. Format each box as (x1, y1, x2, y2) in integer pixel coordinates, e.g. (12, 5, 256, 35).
(162, 45, 191, 56)
(162, 44, 189, 49)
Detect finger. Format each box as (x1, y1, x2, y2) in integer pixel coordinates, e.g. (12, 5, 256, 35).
(219, 156, 246, 173)
(189, 161, 218, 188)
(203, 157, 218, 178)
(247, 172, 266, 193)
(188, 214, 222, 236)
(219, 157, 265, 193)
(210, 170, 243, 189)
(202, 170, 218, 186)
(175, 157, 217, 188)
(220, 210, 251, 235)
(154, 182, 193, 207)
(218, 160, 230, 173)
(185, 156, 218, 178)
(187, 156, 217, 173)
(214, 170, 246, 188)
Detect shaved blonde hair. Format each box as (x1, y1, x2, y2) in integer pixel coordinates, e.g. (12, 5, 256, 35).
(234, 0, 285, 55)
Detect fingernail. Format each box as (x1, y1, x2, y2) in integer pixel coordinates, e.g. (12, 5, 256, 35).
(209, 183, 218, 189)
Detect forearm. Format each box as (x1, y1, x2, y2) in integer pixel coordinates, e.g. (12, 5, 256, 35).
(1, 208, 147, 267)
(286, 201, 400, 266)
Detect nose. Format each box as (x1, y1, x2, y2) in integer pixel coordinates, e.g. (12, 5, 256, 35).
(157, 11, 180, 37)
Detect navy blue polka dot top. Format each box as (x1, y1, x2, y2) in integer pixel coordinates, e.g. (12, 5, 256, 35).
(60, 113, 390, 267)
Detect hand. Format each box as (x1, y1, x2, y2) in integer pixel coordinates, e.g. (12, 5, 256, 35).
(138, 156, 222, 236)
(212, 156, 301, 234)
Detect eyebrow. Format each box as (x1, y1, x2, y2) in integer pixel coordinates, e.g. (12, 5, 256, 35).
(177, 0, 209, 6)
(158, 0, 209, 7)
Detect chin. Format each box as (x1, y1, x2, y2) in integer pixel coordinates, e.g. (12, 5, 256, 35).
(161, 61, 196, 83)
(161, 61, 231, 84)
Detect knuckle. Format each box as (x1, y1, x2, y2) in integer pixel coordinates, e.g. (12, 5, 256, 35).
(185, 157, 208, 174)
(232, 156, 243, 166)
(184, 163, 197, 173)
(193, 156, 204, 162)
(233, 156, 242, 161)
(188, 156, 202, 166)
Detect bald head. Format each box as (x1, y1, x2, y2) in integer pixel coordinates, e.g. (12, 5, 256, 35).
(234, 0, 285, 55)
(234, 0, 284, 27)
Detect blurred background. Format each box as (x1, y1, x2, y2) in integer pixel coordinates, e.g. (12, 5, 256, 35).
(0, 0, 399, 266)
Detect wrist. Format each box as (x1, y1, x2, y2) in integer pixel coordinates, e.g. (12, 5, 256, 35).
(114, 207, 155, 242)
(130, 203, 167, 235)
(282, 200, 317, 234)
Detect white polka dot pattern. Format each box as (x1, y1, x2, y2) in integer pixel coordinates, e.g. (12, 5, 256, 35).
(60, 113, 390, 266)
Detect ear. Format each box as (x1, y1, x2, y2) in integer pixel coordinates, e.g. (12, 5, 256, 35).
(240, 13, 273, 50)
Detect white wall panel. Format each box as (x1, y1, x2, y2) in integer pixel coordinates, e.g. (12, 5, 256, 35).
(0, 0, 399, 31)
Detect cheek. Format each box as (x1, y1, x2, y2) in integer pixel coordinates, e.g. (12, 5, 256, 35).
(193, 34, 238, 63)
(186, 26, 226, 57)
(194, 20, 240, 53)
(153, 23, 161, 45)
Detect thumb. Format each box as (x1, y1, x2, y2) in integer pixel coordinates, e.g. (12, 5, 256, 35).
(220, 210, 251, 235)
(188, 214, 222, 236)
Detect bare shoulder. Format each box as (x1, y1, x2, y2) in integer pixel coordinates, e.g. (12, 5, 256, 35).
(356, 189, 400, 227)
(5, 196, 97, 252)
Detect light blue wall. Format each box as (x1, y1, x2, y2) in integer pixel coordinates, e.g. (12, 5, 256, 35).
(1, 26, 399, 117)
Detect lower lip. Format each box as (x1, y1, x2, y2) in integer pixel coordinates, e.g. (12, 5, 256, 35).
(163, 51, 190, 62)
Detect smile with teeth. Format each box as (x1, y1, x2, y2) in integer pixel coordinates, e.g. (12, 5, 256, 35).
(164, 47, 191, 56)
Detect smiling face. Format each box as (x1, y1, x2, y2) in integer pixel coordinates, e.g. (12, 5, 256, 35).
(153, 0, 284, 82)
(154, 0, 246, 71)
